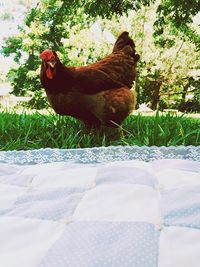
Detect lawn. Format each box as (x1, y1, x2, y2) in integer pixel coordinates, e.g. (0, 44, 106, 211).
(0, 110, 200, 151)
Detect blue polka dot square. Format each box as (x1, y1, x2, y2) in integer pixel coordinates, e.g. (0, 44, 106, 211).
(161, 186, 200, 229)
(2, 187, 85, 221)
(39, 222, 159, 267)
(96, 165, 156, 187)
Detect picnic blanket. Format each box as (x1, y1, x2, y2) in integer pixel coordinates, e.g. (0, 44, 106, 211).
(0, 146, 200, 267)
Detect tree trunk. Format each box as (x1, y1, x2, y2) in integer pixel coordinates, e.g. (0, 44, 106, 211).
(151, 86, 160, 110)
(150, 80, 163, 110)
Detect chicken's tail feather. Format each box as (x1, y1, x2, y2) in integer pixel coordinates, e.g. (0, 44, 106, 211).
(112, 32, 140, 62)
(112, 31, 135, 53)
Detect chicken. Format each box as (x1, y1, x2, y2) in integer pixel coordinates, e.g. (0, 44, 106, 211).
(39, 31, 140, 130)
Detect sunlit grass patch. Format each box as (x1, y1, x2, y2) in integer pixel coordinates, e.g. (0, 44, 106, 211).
(0, 110, 200, 151)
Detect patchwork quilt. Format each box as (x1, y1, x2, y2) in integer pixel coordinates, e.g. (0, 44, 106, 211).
(0, 157, 200, 267)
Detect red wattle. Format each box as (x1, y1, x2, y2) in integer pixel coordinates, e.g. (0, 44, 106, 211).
(46, 66, 53, 79)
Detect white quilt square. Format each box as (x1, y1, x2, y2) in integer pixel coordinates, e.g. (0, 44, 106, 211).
(102, 160, 153, 171)
(155, 169, 200, 189)
(21, 162, 78, 176)
(31, 166, 97, 189)
(0, 184, 26, 209)
(0, 163, 22, 175)
(152, 159, 200, 172)
(153, 159, 200, 189)
(73, 184, 160, 223)
(159, 226, 200, 267)
(0, 216, 65, 267)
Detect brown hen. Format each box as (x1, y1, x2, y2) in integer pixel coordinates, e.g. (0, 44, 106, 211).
(40, 31, 139, 129)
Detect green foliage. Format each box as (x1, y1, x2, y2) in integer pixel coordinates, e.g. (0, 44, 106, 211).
(81, 0, 152, 18)
(129, 7, 200, 110)
(0, 1, 199, 110)
(80, 0, 200, 49)
(153, 0, 200, 49)
(1, 0, 92, 108)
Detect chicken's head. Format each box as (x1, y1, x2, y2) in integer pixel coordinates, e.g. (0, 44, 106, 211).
(40, 49, 57, 79)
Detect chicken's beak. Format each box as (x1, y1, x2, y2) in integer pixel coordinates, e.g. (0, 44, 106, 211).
(48, 61, 56, 68)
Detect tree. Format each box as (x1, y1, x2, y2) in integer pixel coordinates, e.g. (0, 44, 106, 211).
(79, 0, 200, 49)
(153, 0, 200, 50)
(1, 0, 199, 110)
(1, 1, 92, 108)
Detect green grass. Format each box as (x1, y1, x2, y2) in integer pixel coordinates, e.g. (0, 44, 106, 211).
(0, 110, 200, 151)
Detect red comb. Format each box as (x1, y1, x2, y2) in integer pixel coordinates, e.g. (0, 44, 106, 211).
(40, 49, 55, 61)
